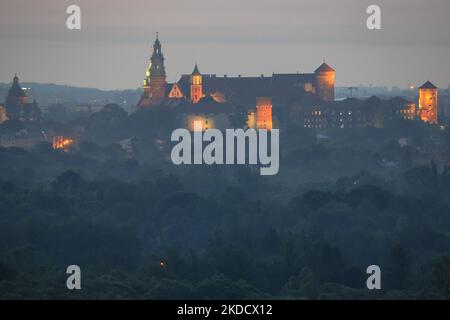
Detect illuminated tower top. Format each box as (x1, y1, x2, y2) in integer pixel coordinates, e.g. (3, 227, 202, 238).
(191, 64, 202, 84)
(190, 64, 203, 103)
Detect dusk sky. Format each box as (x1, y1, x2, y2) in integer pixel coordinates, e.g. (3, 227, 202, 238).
(1, 0, 449, 90)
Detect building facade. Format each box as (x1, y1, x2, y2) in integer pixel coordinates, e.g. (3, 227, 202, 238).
(4, 74, 40, 121)
(290, 97, 418, 130)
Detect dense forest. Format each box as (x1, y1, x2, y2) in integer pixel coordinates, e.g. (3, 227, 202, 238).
(1, 105, 450, 299)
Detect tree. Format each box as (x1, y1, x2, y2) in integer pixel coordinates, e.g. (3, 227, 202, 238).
(428, 255, 450, 298)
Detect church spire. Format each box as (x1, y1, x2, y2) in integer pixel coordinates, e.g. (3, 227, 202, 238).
(149, 33, 165, 77)
(192, 64, 201, 76)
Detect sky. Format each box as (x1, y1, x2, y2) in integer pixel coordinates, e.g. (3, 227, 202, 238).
(0, 0, 449, 90)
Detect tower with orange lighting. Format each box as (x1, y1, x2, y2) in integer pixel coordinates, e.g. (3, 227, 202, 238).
(314, 62, 335, 101)
(190, 64, 203, 103)
(418, 81, 438, 125)
(256, 97, 273, 130)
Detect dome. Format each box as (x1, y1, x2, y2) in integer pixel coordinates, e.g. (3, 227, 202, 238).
(7, 74, 26, 98)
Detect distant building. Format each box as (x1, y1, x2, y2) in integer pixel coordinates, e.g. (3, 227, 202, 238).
(52, 136, 75, 151)
(290, 96, 417, 129)
(4, 74, 40, 121)
(418, 81, 438, 124)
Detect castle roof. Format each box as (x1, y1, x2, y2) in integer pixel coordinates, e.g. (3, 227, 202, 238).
(176, 73, 311, 107)
(272, 73, 315, 86)
(166, 83, 176, 96)
(173, 96, 238, 115)
(315, 62, 335, 73)
(419, 81, 437, 89)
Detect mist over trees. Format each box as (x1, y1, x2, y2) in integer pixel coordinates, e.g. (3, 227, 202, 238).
(1, 104, 450, 299)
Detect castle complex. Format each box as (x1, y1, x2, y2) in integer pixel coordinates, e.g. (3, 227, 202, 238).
(136, 34, 440, 131)
(136, 34, 337, 130)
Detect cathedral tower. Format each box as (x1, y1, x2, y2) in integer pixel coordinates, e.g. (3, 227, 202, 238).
(314, 62, 335, 101)
(418, 81, 438, 124)
(190, 64, 203, 104)
(137, 33, 167, 108)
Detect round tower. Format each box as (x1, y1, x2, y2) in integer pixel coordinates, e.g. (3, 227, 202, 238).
(314, 62, 335, 102)
(418, 81, 438, 125)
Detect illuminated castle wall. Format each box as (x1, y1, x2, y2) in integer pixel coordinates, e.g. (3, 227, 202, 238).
(418, 81, 438, 125)
(256, 97, 273, 130)
(185, 115, 215, 131)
